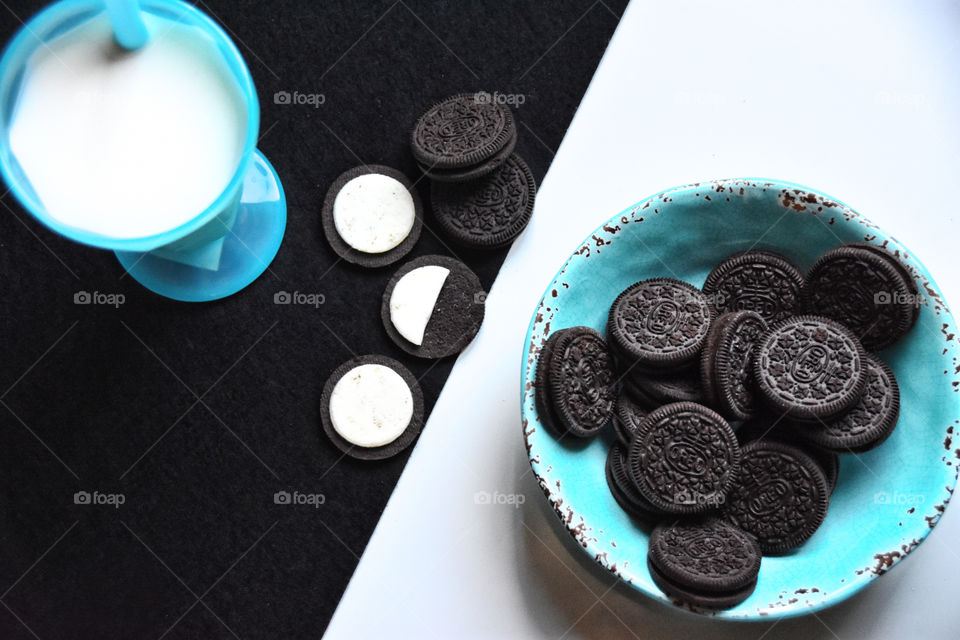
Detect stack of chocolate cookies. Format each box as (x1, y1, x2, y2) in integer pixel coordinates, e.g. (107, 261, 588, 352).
(411, 93, 536, 250)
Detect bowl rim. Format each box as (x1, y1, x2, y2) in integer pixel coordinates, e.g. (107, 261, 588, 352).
(520, 176, 960, 620)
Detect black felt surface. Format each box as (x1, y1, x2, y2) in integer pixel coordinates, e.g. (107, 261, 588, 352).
(0, 1, 626, 637)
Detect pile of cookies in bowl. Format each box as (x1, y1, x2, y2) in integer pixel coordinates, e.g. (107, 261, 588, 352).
(535, 244, 917, 608)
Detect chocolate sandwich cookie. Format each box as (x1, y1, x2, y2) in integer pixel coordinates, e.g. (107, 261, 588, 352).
(753, 315, 867, 421)
(547, 327, 616, 437)
(613, 389, 648, 444)
(711, 311, 768, 421)
(322, 165, 424, 268)
(649, 519, 761, 595)
(417, 130, 517, 183)
(647, 558, 757, 610)
(699, 311, 739, 406)
(625, 370, 704, 406)
(628, 402, 740, 515)
(320, 355, 425, 461)
(804, 245, 918, 351)
(605, 442, 663, 520)
(608, 278, 713, 371)
(796, 354, 900, 452)
(430, 153, 536, 249)
(846, 242, 921, 324)
(535, 329, 572, 436)
(410, 93, 516, 181)
(381, 255, 485, 359)
(702, 250, 804, 323)
(724, 440, 830, 553)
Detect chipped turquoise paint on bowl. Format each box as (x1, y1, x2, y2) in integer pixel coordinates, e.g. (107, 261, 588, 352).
(520, 178, 959, 620)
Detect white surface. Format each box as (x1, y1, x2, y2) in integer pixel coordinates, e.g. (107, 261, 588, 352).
(328, 1, 960, 638)
(329, 364, 414, 448)
(333, 173, 416, 253)
(10, 14, 245, 239)
(389, 265, 450, 346)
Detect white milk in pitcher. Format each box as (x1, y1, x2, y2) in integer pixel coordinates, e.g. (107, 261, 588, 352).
(9, 12, 247, 240)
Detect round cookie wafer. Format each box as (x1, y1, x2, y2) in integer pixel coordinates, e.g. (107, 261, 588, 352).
(320, 355, 424, 461)
(411, 93, 516, 171)
(381, 255, 485, 359)
(605, 442, 663, 520)
(699, 311, 740, 406)
(417, 127, 517, 183)
(608, 278, 713, 371)
(628, 402, 741, 515)
(724, 440, 830, 553)
(702, 250, 804, 323)
(626, 369, 705, 406)
(649, 518, 762, 593)
(547, 327, 616, 437)
(321, 165, 424, 268)
(535, 329, 572, 436)
(613, 389, 648, 444)
(804, 245, 917, 351)
(796, 354, 900, 452)
(753, 315, 867, 421)
(430, 153, 536, 249)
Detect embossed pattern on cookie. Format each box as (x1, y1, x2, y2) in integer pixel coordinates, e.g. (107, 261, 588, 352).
(608, 278, 713, 370)
(797, 354, 900, 452)
(753, 315, 866, 420)
(649, 518, 762, 592)
(628, 402, 740, 515)
(702, 250, 804, 323)
(430, 153, 536, 249)
(804, 245, 917, 351)
(548, 327, 616, 437)
(724, 440, 829, 553)
(411, 93, 516, 169)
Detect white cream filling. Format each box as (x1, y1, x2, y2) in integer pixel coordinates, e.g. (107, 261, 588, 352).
(333, 173, 416, 253)
(389, 265, 450, 346)
(329, 364, 414, 448)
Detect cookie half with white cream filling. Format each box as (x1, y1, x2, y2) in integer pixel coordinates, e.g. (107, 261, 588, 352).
(322, 165, 423, 268)
(380, 255, 485, 359)
(320, 355, 425, 460)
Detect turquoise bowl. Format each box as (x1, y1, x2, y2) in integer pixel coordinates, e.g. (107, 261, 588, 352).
(520, 178, 960, 620)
